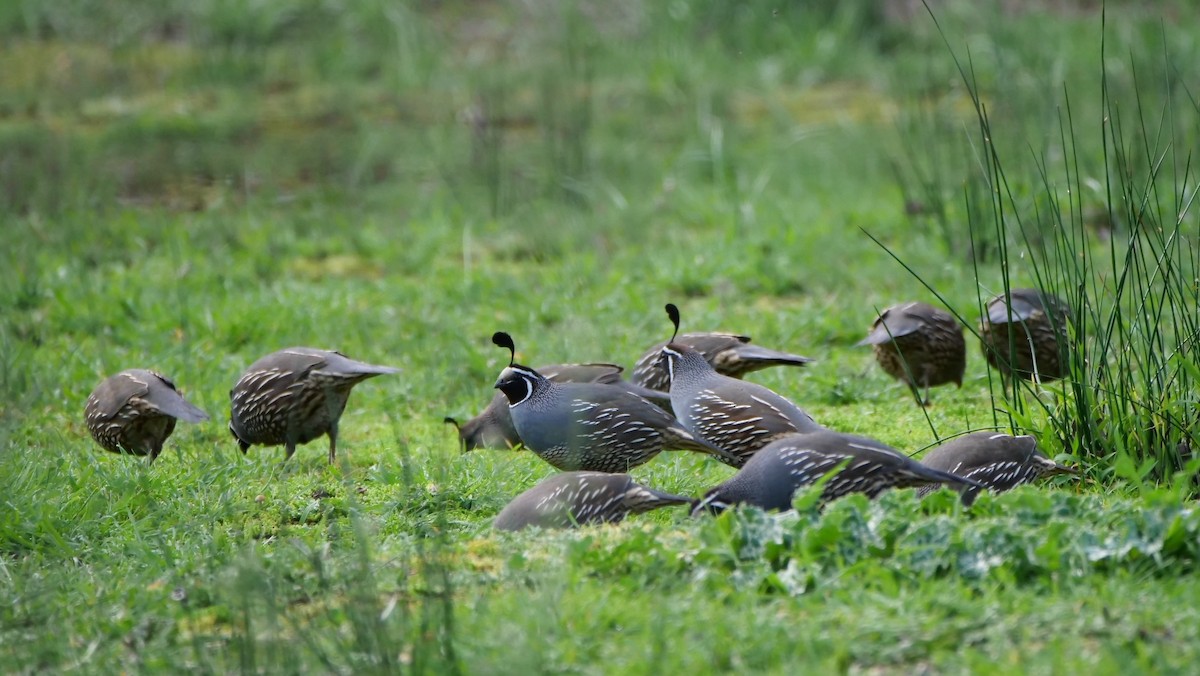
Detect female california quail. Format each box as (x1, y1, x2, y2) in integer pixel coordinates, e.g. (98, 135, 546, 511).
(447, 363, 669, 452)
(229, 347, 400, 463)
(858, 301, 966, 405)
(84, 369, 210, 464)
(916, 431, 1078, 501)
(658, 304, 824, 467)
(691, 430, 983, 515)
(493, 471, 692, 531)
(632, 333, 813, 392)
(978, 288, 1072, 382)
(491, 332, 736, 472)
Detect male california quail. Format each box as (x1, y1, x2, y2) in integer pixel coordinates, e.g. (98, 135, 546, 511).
(494, 471, 692, 531)
(229, 347, 399, 463)
(658, 304, 823, 467)
(916, 431, 1078, 501)
(978, 288, 1072, 382)
(858, 301, 966, 405)
(692, 430, 983, 515)
(491, 332, 736, 472)
(85, 369, 210, 464)
(633, 333, 813, 392)
(447, 363, 669, 451)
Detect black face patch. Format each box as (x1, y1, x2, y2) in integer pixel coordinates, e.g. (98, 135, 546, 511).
(494, 366, 541, 406)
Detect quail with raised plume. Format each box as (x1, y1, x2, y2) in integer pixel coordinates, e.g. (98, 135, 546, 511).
(658, 304, 824, 467)
(491, 332, 735, 472)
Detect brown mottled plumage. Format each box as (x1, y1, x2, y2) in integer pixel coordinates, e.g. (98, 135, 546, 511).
(85, 369, 209, 464)
(858, 301, 965, 405)
(229, 347, 399, 463)
(979, 289, 1071, 382)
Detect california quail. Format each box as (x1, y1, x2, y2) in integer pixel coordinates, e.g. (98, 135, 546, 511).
(658, 304, 823, 467)
(85, 369, 210, 464)
(491, 332, 736, 472)
(633, 333, 813, 392)
(978, 288, 1071, 382)
(692, 430, 984, 515)
(493, 471, 692, 531)
(857, 301, 966, 405)
(916, 431, 1078, 501)
(447, 363, 669, 452)
(229, 347, 400, 463)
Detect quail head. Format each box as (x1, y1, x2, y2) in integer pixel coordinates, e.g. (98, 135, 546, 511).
(917, 431, 1078, 502)
(978, 288, 1071, 382)
(447, 363, 669, 452)
(657, 304, 823, 467)
(692, 429, 984, 515)
(85, 369, 210, 464)
(493, 471, 692, 531)
(229, 347, 399, 464)
(858, 301, 966, 405)
(490, 332, 736, 472)
(633, 333, 813, 392)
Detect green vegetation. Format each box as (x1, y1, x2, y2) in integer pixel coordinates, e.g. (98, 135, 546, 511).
(1, 0, 1197, 671)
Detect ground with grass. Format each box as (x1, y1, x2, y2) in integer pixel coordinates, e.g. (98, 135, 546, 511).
(2, 1, 1198, 672)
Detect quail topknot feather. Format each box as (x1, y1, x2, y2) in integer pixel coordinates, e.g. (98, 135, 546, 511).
(916, 431, 1078, 501)
(692, 430, 984, 515)
(978, 288, 1072, 382)
(447, 363, 668, 452)
(85, 369, 210, 464)
(229, 347, 400, 463)
(493, 471, 691, 531)
(490, 332, 736, 472)
(858, 301, 965, 405)
(633, 332, 813, 392)
(658, 304, 823, 467)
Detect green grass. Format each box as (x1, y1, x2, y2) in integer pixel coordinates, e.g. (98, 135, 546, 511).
(1, 0, 1198, 671)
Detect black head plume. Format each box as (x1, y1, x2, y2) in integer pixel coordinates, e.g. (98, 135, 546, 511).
(492, 331, 515, 365)
(665, 303, 680, 343)
(443, 416, 461, 431)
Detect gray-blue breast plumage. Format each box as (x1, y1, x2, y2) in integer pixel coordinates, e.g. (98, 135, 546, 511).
(494, 363, 735, 472)
(917, 431, 1077, 500)
(660, 342, 823, 467)
(450, 363, 669, 451)
(85, 369, 209, 463)
(229, 347, 399, 463)
(493, 472, 692, 530)
(692, 430, 984, 515)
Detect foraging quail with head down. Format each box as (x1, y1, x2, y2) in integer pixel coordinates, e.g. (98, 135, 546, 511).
(229, 347, 400, 463)
(978, 288, 1071, 382)
(493, 471, 692, 531)
(658, 304, 824, 467)
(446, 363, 669, 452)
(85, 369, 210, 464)
(490, 332, 736, 472)
(858, 301, 966, 405)
(917, 431, 1078, 502)
(633, 333, 814, 393)
(691, 429, 984, 515)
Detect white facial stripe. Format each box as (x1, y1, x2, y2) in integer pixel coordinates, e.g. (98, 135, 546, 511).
(508, 373, 536, 407)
